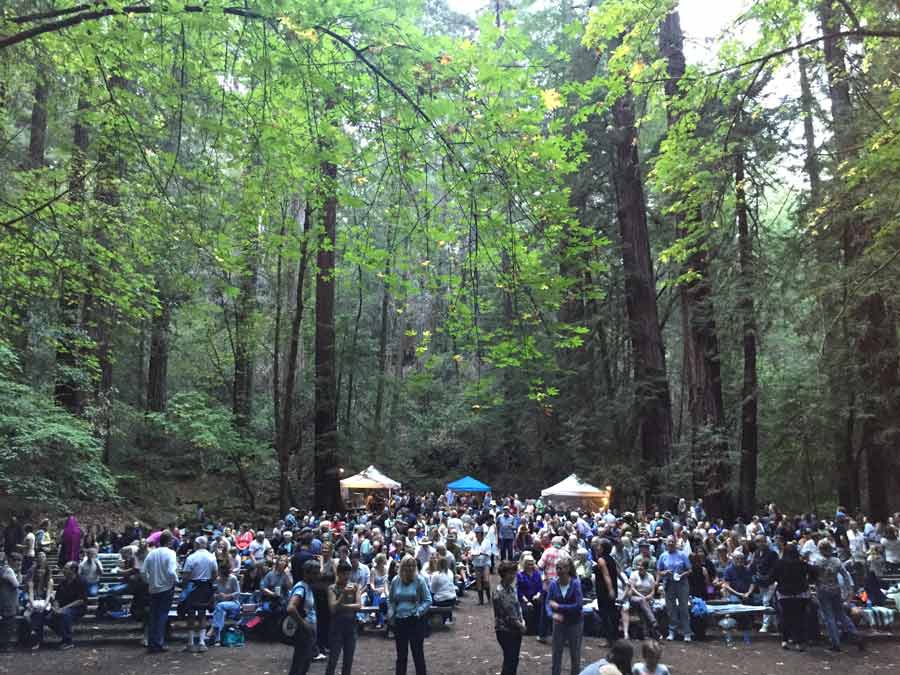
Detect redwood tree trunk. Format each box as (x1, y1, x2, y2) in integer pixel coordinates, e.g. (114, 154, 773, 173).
(735, 149, 758, 517)
(56, 94, 88, 414)
(660, 11, 729, 515)
(277, 202, 312, 514)
(315, 160, 341, 512)
(819, 1, 900, 519)
(146, 298, 171, 413)
(611, 88, 673, 501)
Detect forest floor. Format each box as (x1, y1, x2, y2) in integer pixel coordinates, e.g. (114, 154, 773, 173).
(7, 589, 900, 675)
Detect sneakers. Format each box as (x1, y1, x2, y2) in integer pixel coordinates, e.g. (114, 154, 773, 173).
(197, 643, 208, 653)
(60, 643, 75, 651)
(781, 641, 789, 650)
(313, 653, 328, 661)
(684, 636, 692, 643)
(666, 632, 676, 641)
(759, 625, 770, 633)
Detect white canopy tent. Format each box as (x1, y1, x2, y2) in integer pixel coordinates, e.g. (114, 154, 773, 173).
(340, 465, 401, 507)
(541, 474, 611, 510)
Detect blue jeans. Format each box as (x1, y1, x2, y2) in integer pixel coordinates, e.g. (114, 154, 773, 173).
(211, 600, 241, 638)
(51, 606, 85, 645)
(818, 589, 856, 648)
(664, 579, 691, 638)
(148, 587, 175, 649)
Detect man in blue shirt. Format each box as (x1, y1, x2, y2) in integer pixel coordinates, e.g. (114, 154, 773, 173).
(656, 536, 692, 642)
(722, 551, 756, 601)
(497, 506, 518, 561)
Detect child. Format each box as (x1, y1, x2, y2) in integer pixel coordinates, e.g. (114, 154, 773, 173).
(632, 640, 670, 675)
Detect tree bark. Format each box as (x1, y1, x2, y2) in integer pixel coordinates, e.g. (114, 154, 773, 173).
(26, 68, 49, 169)
(819, 1, 900, 519)
(314, 159, 341, 512)
(232, 232, 258, 429)
(735, 148, 758, 517)
(610, 87, 673, 501)
(277, 202, 312, 514)
(146, 298, 171, 413)
(91, 74, 127, 465)
(659, 11, 729, 515)
(55, 93, 89, 415)
(373, 253, 391, 461)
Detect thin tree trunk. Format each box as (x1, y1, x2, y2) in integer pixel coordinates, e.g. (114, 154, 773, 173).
(345, 265, 364, 440)
(660, 11, 729, 515)
(55, 93, 88, 415)
(735, 148, 758, 517)
(26, 68, 48, 170)
(232, 231, 258, 429)
(797, 38, 822, 204)
(146, 298, 171, 413)
(373, 253, 391, 460)
(315, 158, 341, 512)
(277, 202, 312, 514)
(610, 87, 673, 501)
(91, 74, 126, 465)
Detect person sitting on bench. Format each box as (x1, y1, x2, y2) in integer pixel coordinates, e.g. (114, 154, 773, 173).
(42, 561, 86, 650)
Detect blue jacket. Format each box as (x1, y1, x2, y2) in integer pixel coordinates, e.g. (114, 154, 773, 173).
(545, 577, 583, 625)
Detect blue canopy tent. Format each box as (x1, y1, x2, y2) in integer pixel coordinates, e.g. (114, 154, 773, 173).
(447, 475, 491, 492)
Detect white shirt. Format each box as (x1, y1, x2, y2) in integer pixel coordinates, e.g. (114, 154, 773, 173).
(23, 532, 35, 557)
(248, 538, 272, 561)
(881, 538, 900, 564)
(182, 548, 218, 581)
(141, 546, 178, 594)
(429, 570, 456, 602)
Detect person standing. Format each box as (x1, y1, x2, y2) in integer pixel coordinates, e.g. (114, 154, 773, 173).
(60, 515, 82, 564)
(497, 506, 518, 562)
(548, 557, 584, 675)
(749, 534, 778, 633)
(593, 539, 618, 646)
(180, 535, 218, 652)
(813, 539, 862, 652)
(325, 561, 362, 675)
(388, 555, 432, 675)
(0, 553, 19, 654)
(469, 527, 491, 605)
(2, 517, 23, 559)
(288, 559, 320, 675)
(493, 560, 526, 675)
(142, 530, 178, 653)
(656, 536, 692, 642)
(771, 543, 811, 651)
(516, 554, 544, 636)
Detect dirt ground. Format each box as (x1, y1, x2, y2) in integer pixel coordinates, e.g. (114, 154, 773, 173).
(5, 591, 899, 675)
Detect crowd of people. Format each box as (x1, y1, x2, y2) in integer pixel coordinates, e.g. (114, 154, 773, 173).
(1, 492, 899, 675)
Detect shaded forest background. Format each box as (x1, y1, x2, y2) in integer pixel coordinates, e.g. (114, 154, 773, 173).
(1, 0, 899, 520)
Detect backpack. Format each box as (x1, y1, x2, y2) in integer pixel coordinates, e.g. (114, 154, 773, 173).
(221, 625, 245, 647)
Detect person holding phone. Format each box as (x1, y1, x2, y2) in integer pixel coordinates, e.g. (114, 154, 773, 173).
(325, 561, 362, 675)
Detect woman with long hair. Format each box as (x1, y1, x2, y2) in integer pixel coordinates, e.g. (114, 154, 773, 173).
(26, 551, 53, 650)
(593, 539, 618, 647)
(388, 555, 431, 675)
(514, 525, 533, 562)
(369, 553, 389, 628)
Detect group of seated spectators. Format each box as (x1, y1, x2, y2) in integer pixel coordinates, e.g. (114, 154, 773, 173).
(1, 493, 899, 671)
